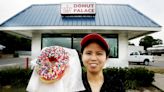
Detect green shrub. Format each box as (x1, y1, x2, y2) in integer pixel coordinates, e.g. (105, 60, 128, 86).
(0, 68, 32, 88)
(83, 67, 154, 89)
(0, 67, 154, 90)
(125, 67, 154, 87)
(104, 67, 154, 89)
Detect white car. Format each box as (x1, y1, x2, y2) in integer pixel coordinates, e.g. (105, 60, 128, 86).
(128, 51, 154, 65)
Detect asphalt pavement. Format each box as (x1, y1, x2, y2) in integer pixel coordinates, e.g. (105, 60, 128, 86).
(0, 56, 31, 69)
(153, 73, 164, 91)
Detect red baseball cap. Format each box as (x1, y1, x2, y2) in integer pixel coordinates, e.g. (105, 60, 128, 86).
(80, 33, 109, 55)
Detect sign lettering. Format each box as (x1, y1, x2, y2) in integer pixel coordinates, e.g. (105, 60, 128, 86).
(61, 2, 96, 15)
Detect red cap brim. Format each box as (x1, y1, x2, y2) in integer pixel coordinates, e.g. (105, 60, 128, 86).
(81, 33, 109, 50)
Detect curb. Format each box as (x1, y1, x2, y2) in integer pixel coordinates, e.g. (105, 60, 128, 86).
(152, 84, 164, 92)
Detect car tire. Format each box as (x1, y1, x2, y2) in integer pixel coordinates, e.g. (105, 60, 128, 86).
(144, 60, 149, 66)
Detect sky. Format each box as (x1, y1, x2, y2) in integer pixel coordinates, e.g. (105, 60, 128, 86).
(0, 0, 164, 46)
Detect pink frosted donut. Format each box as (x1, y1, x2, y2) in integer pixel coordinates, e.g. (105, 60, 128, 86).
(36, 46, 69, 83)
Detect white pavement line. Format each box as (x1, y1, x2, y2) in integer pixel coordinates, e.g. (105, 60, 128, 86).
(0, 63, 24, 67)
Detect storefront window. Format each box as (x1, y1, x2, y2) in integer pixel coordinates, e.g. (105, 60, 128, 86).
(42, 34, 118, 58)
(73, 34, 118, 58)
(42, 34, 71, 48)
(105, 38, 118, 58)
(42, 38, 71, 48)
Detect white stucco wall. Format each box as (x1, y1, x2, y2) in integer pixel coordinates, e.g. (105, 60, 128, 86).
(32, 32, 41, 59)
(105, 33, 129, 68)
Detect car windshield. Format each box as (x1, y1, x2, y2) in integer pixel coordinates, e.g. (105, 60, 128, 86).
(139, 51, 143, 55)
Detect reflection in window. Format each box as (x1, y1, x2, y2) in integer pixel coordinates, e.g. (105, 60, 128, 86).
(42, 34, 118, 58)
(73, 34, 118, 58)
(73, 38, 82, 52)
(105, 38, 118, 58)
(42, 38, 71, 48)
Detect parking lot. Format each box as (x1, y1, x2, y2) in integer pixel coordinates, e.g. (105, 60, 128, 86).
(0, 56, 31, 69)
(129, 56, 164, 67)
(0, 55, 163, 69)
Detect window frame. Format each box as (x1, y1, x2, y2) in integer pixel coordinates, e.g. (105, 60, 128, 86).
(41, 33, 119, 58)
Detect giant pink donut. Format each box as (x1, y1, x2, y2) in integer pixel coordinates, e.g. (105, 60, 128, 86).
(36, 46, 69, 83)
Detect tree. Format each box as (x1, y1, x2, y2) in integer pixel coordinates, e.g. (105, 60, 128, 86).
(139, 36, 163, 50)
(153, 39, 163, 45)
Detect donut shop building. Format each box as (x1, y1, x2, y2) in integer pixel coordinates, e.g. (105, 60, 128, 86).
(0, 3, 161, 67)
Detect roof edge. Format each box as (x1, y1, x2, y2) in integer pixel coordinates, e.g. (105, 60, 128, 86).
(0, 5, 33, 26)
(0, 26, 161, 31)
(127, 5, 161, 27)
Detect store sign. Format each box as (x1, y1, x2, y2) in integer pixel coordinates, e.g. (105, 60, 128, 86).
(61, 2, 96, 15)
